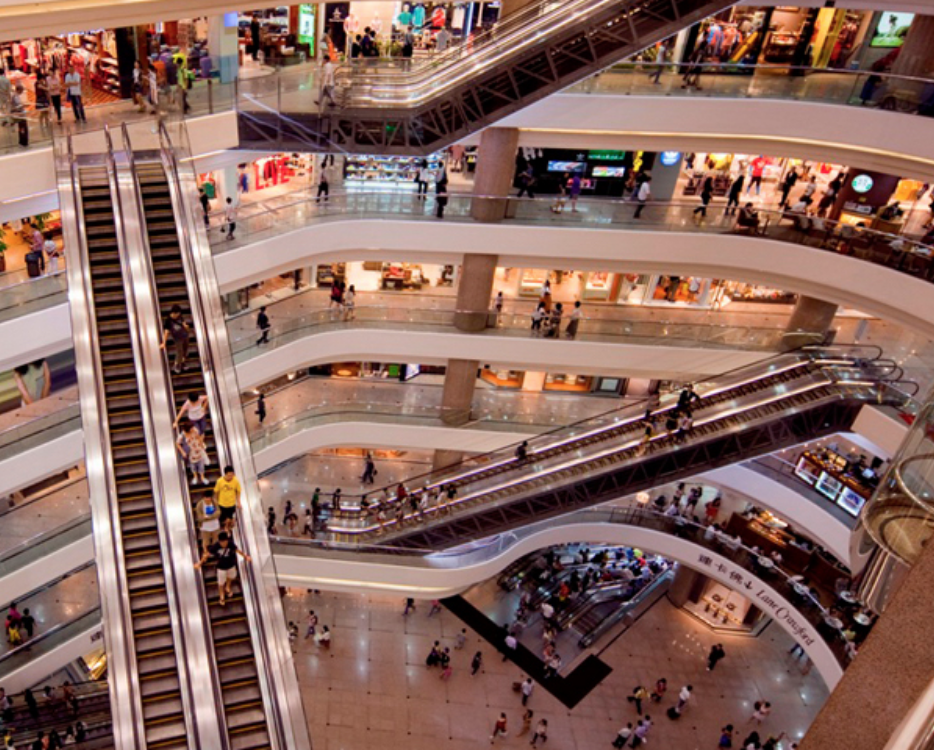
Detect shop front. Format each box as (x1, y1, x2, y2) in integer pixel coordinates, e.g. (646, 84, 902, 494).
(680, 5, 873, 69)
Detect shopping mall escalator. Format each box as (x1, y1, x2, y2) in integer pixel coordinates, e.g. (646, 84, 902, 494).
(238, 0, 734, 154)
(326, 354, 906, 548)
(75, 166, 191, 750)
(132, 159, 272, 750)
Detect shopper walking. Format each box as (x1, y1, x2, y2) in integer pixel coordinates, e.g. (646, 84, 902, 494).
(416, 159, 432, 199)
(64, 66, 87, 122)
(318, 56, 338, 107)
(633, 174, 651, 218)
(676, 684, 693, 711)
(628, 685, 649, 715)
(343, 284, 356, 320)
(569, 172, 582, 212)
(718, 724, 737, 748)
(199, 187, 211, 227)
(707, 643, 726, 671)
(195, 531, 251, 607)
(256, 306, 271, 345)
(517, 164, 536, 198)
(649, 42, 667, 83)
(161, 304, 191, 374)
(520, 677, 534, 706)
(779, 169, 799, 208)
(565, 300, 582, 339)
(693, 176, 713, 219)
(725, 174, 744, 215)
(435, 171, 449, 219)
(0, 70, 10, 127)
(316, 168, 330, 204)
(530, 718, 548, 746)
(530, 302, 545, 335)
(47, 66, 62, 122)
(490, 713, 508, 743)
(255, 393, 267, 425)
(224, 197, 237, 240)
(361, 453, 376, 484)
(10, 84, 27, 147)
(471, 650, 483, 676)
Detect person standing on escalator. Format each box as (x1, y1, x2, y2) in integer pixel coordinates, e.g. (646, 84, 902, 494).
(161, 305, 191, 374)
(195, 531, 251, 607)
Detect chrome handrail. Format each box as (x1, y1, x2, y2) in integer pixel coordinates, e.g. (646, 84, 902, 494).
(55, 124, 147, 750)
(157, 119, 311, 750)
(119, 122, 230, 749)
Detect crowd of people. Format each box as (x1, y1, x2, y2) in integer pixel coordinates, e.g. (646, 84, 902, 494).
(0, 678, 93, 748)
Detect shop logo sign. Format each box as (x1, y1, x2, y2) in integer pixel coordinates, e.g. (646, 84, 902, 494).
(851, 174, 874, 194)
(660, 151, 682, 167)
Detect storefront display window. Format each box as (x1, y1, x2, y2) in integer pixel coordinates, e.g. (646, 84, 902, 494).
(682, 579, 764, 633)
(344, 153, 445, 190)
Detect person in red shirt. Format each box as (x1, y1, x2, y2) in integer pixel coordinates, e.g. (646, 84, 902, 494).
(748, 156, 767, 196)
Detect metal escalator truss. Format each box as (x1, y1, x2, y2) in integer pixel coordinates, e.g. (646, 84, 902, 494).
(54, 131, 200, 750)
(328, 0, 733, 153)
(389, 380, 886, 549)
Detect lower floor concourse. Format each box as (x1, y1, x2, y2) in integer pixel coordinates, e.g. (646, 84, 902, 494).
(284, 587, 825, 750)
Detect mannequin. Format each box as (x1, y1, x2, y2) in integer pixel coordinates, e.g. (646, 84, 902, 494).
(343, 13, 359, 36)
(370, 15, 383, 34)
(397, 3, 413, 29)
(412, 3, 427, 29)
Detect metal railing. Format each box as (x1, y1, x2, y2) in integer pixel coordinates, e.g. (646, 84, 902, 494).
(209, 191, 934, 285)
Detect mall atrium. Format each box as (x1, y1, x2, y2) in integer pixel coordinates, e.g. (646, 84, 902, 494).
(1, 0, 934, 748)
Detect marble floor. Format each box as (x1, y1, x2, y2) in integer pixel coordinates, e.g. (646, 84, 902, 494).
(284, 588, 827, 750)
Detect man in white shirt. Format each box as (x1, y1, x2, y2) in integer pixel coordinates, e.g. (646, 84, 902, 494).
(436, 27, 452, 53)
(521, 678, 534, 706)
(64, 66, 87, 122)
(540, 601, 554, 621)
(224, 197, 238, 240)
(318, 56, 337, 107)
(676, 684, 692, 710)
(634, 174, 652, 218)
(43, 233, 60, 275)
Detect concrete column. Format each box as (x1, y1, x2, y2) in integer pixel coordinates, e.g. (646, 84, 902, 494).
(648, 152, 683, 203)
(798, 539, 934, 750)
(891, 14, 934, 78)
(209, 14, 240, 83)
(471, 127, 520, 223)
(454, 254, 497, 332)
(667, 564, 705, 607)
(783, 296, 838, 349)
(440, 359, 478, 426)
(432, 449, 465, 473)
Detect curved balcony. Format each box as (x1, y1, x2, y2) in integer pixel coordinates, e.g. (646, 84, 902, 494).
(272, 504, 864, 688)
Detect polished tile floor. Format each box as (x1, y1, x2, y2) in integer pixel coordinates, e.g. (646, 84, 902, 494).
(285, 588, 827, 750)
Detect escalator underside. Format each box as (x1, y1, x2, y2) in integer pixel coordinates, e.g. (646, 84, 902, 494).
(329, 358, 895, 548)
(238, 0, 733, 154)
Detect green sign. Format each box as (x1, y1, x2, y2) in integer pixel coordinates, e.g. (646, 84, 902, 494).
(298, 4, 316, 47)
(588, 150, 626, 161)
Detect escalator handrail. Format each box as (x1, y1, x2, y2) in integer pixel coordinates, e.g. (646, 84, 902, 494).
(578, 567, 673, 648)
(156, 120, 311, 750)
(53, 127, 147, 750)
(326, 374, 888, 535)
(290, 351, 818, 510)
(119, 122, 232, 750)
(222, 192, 934, 258)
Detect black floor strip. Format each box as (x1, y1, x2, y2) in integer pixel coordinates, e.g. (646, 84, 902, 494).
(442, 595, 612, 709)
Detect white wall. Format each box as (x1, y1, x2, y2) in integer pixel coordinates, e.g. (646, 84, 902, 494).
(0, 302, 72, 372)
(0, 431, 84, 496)
(272, 520, 845, 688)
